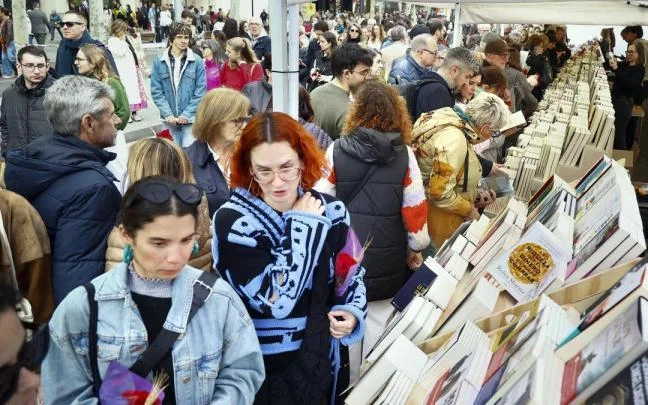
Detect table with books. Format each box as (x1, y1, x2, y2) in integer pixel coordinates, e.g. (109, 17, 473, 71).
(344, 49, 648, 405)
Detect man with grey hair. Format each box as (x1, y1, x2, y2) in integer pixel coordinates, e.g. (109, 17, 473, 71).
(414, 46, 479, 118)
(381, 25, 408, 82)
(388, 34, 437, 84)
(249, 16, 271, 60)
(4, 75, 122, 305)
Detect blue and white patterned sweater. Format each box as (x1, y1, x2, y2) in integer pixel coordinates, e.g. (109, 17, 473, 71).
(211, 188, 367, 357)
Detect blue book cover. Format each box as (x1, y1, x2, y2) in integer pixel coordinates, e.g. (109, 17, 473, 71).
(391, 264, 436, 312)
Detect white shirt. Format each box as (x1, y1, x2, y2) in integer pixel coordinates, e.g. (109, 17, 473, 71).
(207, 143, 231, 184)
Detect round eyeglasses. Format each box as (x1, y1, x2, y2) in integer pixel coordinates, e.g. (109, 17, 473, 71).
(251, 167, 302, 184)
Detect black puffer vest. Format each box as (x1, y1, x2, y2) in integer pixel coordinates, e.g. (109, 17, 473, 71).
(333, 127, 409, 301)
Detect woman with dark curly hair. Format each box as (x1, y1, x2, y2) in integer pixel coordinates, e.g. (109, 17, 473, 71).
(315, 80, 429, 381)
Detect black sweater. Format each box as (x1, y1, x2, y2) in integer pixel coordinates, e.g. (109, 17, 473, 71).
(612, 62, 646, 99)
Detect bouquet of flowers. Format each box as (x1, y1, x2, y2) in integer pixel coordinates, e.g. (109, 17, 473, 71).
(99, 361, 167, 405)
(334, 228, 370, 297)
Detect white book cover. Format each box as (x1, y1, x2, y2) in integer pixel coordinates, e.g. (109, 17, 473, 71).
(486, 221, 571, 302)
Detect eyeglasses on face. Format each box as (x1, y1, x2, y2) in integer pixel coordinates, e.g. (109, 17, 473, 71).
(422, 49, 437, 56)
(251, 166, 301, 184)
(232, 115, 252, 126)
(60, 21, 85, 28)
(74, 57, 87, 62)
(20, 63, 48, 71)
(351, 69, 370, 78)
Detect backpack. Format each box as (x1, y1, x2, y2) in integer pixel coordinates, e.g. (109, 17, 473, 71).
(396, 77, 441, 122)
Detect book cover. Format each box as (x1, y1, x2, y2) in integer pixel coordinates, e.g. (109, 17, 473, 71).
(585, 352, 648, 405)
(392, 263, 436, 312)
(561, 298, 647, 404)
(487, 222, 570, 302)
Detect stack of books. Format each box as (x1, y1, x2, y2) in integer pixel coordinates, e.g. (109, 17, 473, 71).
(501, 50, 615, 202)
(345, 257, 648, 405)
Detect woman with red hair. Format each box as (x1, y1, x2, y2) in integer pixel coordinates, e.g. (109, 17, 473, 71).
(211, 112, 367, 404)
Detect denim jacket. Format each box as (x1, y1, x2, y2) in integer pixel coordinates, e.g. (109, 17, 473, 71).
(42, 262, 265, 404)
(150, 48, 206, 121)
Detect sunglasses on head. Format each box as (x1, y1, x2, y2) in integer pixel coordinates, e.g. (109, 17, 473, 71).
(0, 322, 49, 403)
(124, 182, 204, 209)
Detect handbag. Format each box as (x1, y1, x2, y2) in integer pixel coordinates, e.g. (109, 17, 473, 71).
(0, 206, 34, 323)
(84, 270, 220, 397)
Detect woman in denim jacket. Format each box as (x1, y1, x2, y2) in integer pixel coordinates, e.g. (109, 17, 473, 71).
(42, 176, 265, 404)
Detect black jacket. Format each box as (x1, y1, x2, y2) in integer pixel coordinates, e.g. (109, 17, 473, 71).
(612, 62, 646, 99)
(4, 134, 121, 304)
(333, 127, 409, 301)
(415, 70, 454, 118)
(0, 74, 55, 157)
(185, 141, 230, 218)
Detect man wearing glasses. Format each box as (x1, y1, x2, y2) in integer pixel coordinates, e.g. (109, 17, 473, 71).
(0, 280, 48, 405)
(388, 34, 438, 84)
(0, 46, 54, 158)
(311, 43, 374, 140)
(54, 10, 117, 77)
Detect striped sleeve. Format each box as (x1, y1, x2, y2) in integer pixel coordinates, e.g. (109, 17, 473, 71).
(402, 146, 431, 252)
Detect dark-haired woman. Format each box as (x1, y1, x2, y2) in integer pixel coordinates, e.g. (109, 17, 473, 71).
(308, 32, 337, 92)
(346, 23, 362, 44)
(212, 112, 367, 404)
(611, 42, 646, 150)
(42, 176, 265, 404)
(315, 81, 429, 380)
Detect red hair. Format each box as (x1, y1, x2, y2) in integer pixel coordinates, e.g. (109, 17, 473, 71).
(230, 112, 328, 196)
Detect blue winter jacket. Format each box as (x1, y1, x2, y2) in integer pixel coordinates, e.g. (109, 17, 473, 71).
(388, 53, 432, 85)
(4, 134, 121, 304)
(150, 48, 206, 121)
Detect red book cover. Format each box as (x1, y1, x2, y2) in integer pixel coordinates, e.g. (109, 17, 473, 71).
(561, 353, 582, 405)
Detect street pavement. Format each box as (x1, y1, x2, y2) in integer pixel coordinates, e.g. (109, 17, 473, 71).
(1, 38, 166, 143)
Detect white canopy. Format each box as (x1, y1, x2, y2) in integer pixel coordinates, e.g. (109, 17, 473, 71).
(270, 0, 648, 116)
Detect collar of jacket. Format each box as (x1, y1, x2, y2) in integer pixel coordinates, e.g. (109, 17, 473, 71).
(14, 73, 55, 96)
(162, 47, 197, 66)
(407, 53, 432, 76)
(91, 261, 203, 333)
(61, 30, 94, 49)
(192, 141, 213, 167)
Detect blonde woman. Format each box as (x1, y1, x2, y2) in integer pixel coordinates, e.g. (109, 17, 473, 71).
(220, 37, 263, 91)
(105, 137, 213, 271)
(75, 44, 130, 129)
(107, 19, 148, 122)
(186, 88, 251, 217)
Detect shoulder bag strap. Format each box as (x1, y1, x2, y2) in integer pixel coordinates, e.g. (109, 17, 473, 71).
(334, 141, 379, 206)
(129, 271, 219, 378)
(84, 283, 102, 397)
(462, 146, 469, 193)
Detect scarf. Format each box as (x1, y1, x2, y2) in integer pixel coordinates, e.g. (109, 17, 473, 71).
(57, 31, 94, 76)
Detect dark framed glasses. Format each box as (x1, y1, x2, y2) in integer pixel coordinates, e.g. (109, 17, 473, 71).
(232, 116, 252, 126)
(0, 322, 49, 403)
(58, 21, 85, 28)
(125, 183, 204, 208)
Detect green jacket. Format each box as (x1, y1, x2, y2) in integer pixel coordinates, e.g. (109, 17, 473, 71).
(105, 77, 130, 130)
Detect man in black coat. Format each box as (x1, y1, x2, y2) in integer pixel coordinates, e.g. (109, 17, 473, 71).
(0, 46, 55, 158)
(249, 16, 271, 61)
(300, 21, 329, 83)
(4, 76, 122, 304)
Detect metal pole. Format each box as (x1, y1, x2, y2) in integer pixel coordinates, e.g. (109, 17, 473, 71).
(252, 0, 255, 16)
(452, 2, 461, 48)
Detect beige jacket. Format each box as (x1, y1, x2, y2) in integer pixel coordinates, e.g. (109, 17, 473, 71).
(411, 108, 483, 247)
(105, 198, 213, 272)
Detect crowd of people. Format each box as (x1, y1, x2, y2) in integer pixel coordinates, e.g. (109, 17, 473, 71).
(1, 5, 648, 405)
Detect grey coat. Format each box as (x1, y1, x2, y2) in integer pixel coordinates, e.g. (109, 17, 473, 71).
(241, 80, 272, 114)
(504, 66, 538, 113)
(28, 9, 51, 34)
(0, 75, 55, 157)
